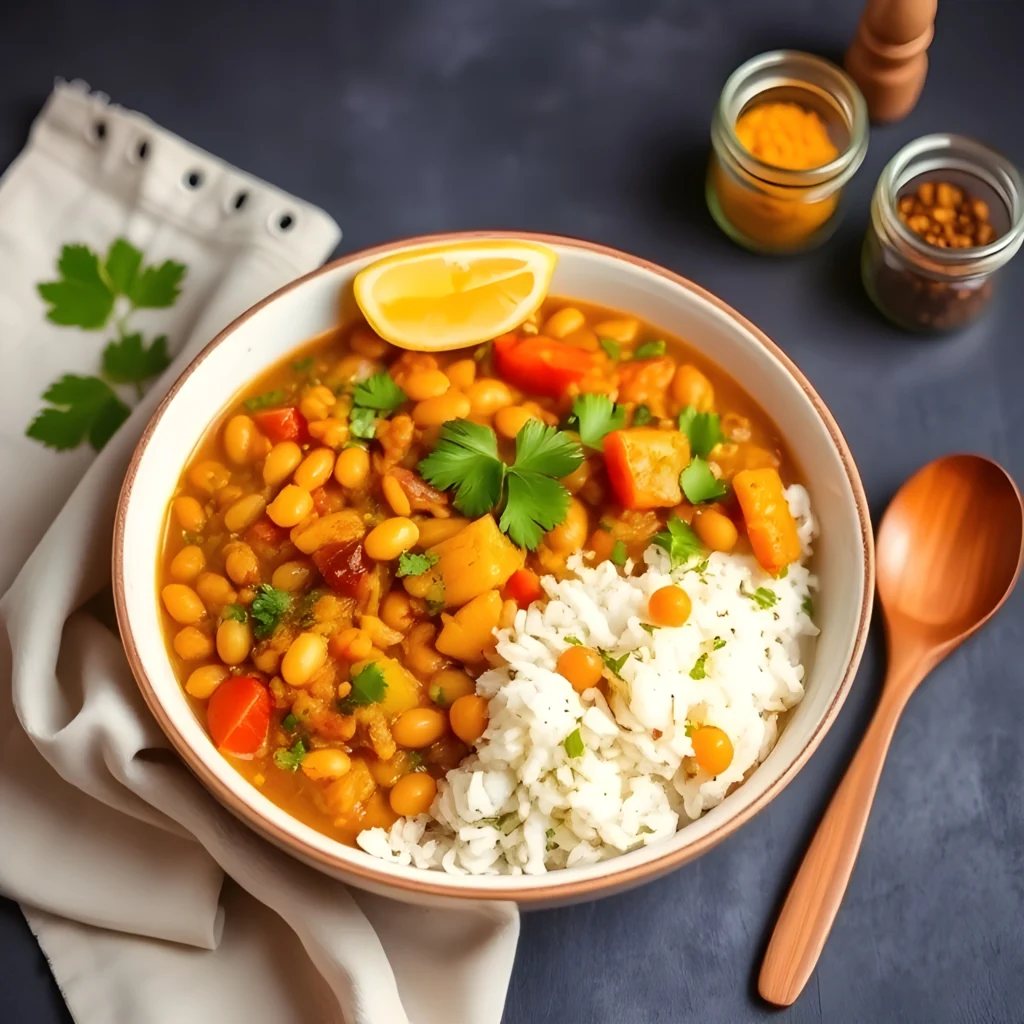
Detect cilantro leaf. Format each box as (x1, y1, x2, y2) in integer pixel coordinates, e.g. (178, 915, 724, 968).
(564, 635, 582, 646)
(610, 540, 627, 567)
(222, 603, 248, 622)
(598, 337, 621, 360)
(689, 653, 709, 680)
(633, 340, 666, 360)
(129, 259, 186, 309)
(396, 551, 439, 578)
(353, 372, 406, 412)
(598, 649, 630, 678)
(26, 374, 130, 451)
(339, 662, 388, 711)
(244, 389, 288, 412)
(102, 333, 171, 385)
(652, 517, 704, 569)
(499, 471, 570, 550)
(713, 636, 727, 650)
(349, 406, 377, 439)
(281, 713, 298, 732)
(681, 457, 728, 504)
(640, 622, 659, 634)
(250, 584, 291, 638)
(632, 404, 653, 427)
(678, 407, 724, 459)
(37, 244, 114, 329)
(511, 420, 583, 479)
(742, 584, 778, 610)
(571, 394, 625, 451)
(685, 557, 710, 577)
(104, 238, 143, 295)
(274, 739, 307, 771)
(802, 596, 814, 617)
(563, 728, 585, 758)
(418, 419, 506, 518)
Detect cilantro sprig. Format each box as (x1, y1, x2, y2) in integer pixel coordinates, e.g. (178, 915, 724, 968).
(680, 457, 728, 504)
(274, 739, 307, 772)
(632, 340, 666, 360)
(418, 419, 584, 550)
(652, 517, 704, 570)
(353, 372, 406, 412)
(250, 585, 291, 639)
(397, 551, 439, 577)
(28, 238, 185, 451)
(677, 407, 724, 459)
(570, 394, 625, 451)
(563, 728, 585, 758)
(338, 662, 388, 713)
(742, 584, 778, 610)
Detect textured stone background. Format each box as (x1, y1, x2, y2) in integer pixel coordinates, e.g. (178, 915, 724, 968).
(1, 1, 1022, 1021)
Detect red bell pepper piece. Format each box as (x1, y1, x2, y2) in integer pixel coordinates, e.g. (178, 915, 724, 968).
(493, 333, 596, 398)
(252, 407, 310, 446)
(313, 540, 370, 596)
(206, 676, 271, 758)
(503, 568, 543, 608)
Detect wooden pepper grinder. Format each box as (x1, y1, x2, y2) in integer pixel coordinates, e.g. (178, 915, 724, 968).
(845, 0, 937, 122)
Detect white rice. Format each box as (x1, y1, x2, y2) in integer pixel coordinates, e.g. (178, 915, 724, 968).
(357, 485, 818, 875)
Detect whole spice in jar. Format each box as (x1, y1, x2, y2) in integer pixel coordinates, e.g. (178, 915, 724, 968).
(713, 102, 841, 250)
(869, 179, 1001, 330)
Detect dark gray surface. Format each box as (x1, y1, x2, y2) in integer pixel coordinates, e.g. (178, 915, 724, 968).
(1, 1, 1022, 1022)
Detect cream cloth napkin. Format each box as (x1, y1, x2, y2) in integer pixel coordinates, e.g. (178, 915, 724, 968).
(0, 82, 519, 1024)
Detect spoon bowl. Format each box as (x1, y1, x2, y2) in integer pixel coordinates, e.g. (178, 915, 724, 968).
(760, 453, 1023, 1007)
(877, 454, 1024, 643)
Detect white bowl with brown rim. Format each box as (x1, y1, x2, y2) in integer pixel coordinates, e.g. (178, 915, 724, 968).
(114, 232, 874, 907)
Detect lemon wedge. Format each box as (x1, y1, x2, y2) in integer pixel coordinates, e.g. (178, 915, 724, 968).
(353, 240, 557, 351)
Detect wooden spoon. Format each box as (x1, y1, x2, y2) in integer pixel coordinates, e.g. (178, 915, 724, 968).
(759, 454, 1024, 1006)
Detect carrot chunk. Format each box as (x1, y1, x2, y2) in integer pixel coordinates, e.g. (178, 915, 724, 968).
(732, 468, 801, 575)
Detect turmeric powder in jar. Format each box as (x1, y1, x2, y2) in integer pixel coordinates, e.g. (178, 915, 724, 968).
(707, 51, 869, 254)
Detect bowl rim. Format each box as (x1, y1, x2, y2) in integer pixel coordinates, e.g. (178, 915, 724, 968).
(113, 230, 875, 901)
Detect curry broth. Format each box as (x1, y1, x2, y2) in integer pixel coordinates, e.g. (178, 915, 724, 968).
(159, 296, 799, 845)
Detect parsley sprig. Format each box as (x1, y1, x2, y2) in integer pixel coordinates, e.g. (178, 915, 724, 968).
(418, 419, 583, 550)
(28, 238, 185, 451)
(652, 517, 704, 570)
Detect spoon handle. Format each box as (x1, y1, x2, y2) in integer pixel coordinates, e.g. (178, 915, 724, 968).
(758, 684, 911, 1006)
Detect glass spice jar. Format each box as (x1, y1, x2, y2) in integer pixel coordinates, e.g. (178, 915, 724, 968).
(707, 50, 869, 254)
(862, 134, 1024, 332)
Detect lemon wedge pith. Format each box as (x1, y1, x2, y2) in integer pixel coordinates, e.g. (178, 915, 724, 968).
(353, 240, 557, 352)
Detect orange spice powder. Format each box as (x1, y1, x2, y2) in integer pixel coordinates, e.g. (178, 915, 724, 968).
(712, 101, 842, 251)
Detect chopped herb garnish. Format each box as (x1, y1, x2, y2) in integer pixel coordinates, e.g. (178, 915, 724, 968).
(610, 539, 628, 567)
(677, 406, 724, 459)
(273, 739, 306, 772)
(778, 565, 789, 579)
(741, 584, 778, 610)
(652, 517, 704, 570)
(281, 713, 298, 733)
(685, 557, 710, 577)
(690, 653, 709, 680)
(713, 636, 727, 650)
(545, 827, 558, 851)
(632, 340, 666, 360)
(221, 603, 247, 623)
(598, 649, 630, 678)
(680, 457, 728, 504)
(802, 596, 814, 617)
(348, 405, 377, 440)
(563, 728, 585, 758)
(425, 579, 446, 616)
(338, 662, 388, 712)
(352, 372, 406, 412)
(296, 588, 328, 627)
(250, 584, 291, 639)
(419, 419, 583, 550)
(598, 336, 621, 361)
(291, 357, 316, 373)
(640, 622, 659, 634)
(564, 635, 582, 646)
(396, 550, 439, 578)
(570, 393, 625, 451)
(243, 389, 287, 412)
(632, 404, 653, 427)
(500, 812, 520, 835)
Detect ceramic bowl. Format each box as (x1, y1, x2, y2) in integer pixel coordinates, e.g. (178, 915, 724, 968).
(114, 232, 874, 907)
